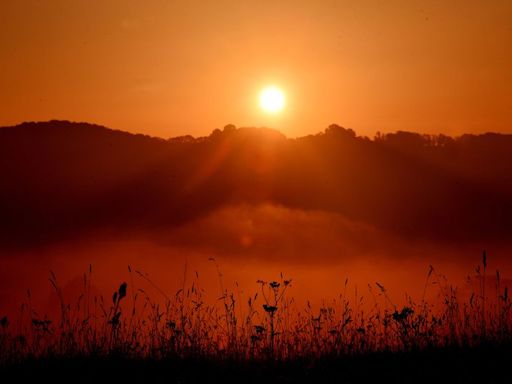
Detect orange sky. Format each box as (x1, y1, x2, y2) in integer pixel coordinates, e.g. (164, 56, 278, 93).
(0, 0, 511, 138)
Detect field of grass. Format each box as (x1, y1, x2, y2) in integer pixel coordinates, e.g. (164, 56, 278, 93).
(2, 252, 512, 382)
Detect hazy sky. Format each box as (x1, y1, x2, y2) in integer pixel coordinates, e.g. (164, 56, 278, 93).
(1, 0, 511, 138)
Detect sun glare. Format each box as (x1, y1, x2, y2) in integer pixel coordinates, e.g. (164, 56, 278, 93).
(259, 86, 285, 114)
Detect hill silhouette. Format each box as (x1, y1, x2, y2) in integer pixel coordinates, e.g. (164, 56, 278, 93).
(1, 120, 511, 250)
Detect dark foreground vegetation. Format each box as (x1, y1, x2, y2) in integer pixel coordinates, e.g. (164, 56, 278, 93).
(2, 254, 512, 382)
(3, 344, 512, 383)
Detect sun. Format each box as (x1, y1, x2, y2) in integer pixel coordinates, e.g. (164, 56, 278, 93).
(259, 86, 285, 114)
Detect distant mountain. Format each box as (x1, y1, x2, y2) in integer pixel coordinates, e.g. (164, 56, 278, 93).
(1, 120, 511, 249)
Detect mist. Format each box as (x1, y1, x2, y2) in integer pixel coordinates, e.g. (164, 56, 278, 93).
(2, 203, 509, 320)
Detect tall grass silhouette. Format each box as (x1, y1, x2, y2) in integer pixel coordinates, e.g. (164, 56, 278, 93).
(1, 251, 511, 364)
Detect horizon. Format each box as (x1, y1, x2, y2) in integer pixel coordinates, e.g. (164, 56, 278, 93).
(2, 119, 511, 141)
